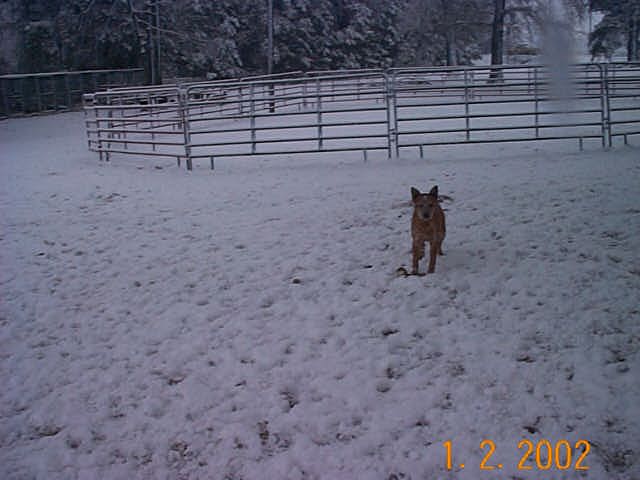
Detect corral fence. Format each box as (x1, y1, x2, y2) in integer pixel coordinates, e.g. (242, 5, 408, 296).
(82, 63, 640, 170)
(1, 68, 144, 118)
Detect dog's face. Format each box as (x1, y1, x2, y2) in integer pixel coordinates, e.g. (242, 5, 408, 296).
(411, 186, 439, 221)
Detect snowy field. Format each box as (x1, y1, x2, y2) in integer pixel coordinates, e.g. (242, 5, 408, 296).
(1, 112, 639, 480)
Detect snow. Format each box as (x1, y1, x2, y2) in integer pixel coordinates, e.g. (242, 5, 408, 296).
(1, 112, 639, 480)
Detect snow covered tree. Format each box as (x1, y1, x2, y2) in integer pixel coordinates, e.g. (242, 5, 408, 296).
(589, 0, 640, 60)
(159, 0, 244, 79)
(330, 0, 403, 69)
(398, 0, 488, 67)
(19, 20, 61, 72)
(332, 1, 382, 68)
(269, 0, 334, 71)
(489, 0, 587, 66)
(51, 0, 146, 71)
(13, 0, 64, 72)
(4, 0, 601, 82)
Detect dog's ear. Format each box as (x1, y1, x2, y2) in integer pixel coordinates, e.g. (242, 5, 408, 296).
(428, 185, 438, 197)
(411, 187, 421, 200)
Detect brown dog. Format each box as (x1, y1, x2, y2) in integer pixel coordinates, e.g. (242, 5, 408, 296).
(411, 185, 446, 275)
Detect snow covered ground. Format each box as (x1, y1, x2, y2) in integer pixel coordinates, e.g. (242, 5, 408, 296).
(1, 112, 639, 480)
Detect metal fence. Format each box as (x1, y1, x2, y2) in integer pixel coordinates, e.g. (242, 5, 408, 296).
(83, 63, 640, 170)
(1, 68, 144, 118)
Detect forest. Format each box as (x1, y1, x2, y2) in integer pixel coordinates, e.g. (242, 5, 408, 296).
(1, 0, 638, 81)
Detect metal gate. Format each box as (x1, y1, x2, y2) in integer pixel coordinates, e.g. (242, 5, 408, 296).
(83, 64, 640, 170)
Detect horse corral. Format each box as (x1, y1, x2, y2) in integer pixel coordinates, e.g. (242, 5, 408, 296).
(82, 63, 640, 170)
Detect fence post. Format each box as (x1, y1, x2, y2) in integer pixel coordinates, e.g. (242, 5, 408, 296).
(107, 97, 113, 159)
(96, 107, 104, 162)
(464, 69, 470, 141)
(0, 78, 8, 117)
(20, 77, 27, 115)
(250, 83, 256, 154)
(534, 66, 540, 138)
(392, 72, 400, 158)
(269, 82, 275, 113)
(316, 78, 323, 150)
(148, 93, 157, 152)
(179, 88, 193, 170)
(599, 64, 611, 149)
(35, 76, 43, 112)
(82, 94, 93, 155)
(606, 64, 613, 148)
(302, 77, 308, 109)
(64, 74, 71, 109)
(384, 72, 397, 159)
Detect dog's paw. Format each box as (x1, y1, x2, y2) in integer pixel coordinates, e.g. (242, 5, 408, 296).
(395, 267, 410, 277)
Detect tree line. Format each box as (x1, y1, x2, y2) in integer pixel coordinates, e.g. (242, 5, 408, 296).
(2, 0, 637, 81)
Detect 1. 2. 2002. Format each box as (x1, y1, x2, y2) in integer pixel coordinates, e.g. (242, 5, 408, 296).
(443, 439, 591, 471)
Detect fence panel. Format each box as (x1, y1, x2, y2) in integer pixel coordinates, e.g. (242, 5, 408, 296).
(606, 62, 640, 146)
(1, 68, 144, 118)
(81, 64, 640, 170)
(390, 64, 608, 155)
(84, 86, 185, 163)
(184, 72, 389, 164)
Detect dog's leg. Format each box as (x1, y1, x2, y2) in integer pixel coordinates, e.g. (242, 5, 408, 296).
(412, 241, 424, 275)
(438, 242, 444, 256)
(427, 241, 438, 273)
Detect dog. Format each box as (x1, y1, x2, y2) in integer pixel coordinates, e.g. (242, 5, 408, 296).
(411, 185, 446, 275)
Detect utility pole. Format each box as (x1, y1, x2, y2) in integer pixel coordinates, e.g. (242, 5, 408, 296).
(148, 0, 161, 85)
(154, 0, 161, 84)
(267, 0, 274, 112)
(149, 19, 155, 84)
(267, 0, 273, 75)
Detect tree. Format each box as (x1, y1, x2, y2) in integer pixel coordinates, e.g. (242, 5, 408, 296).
(270, 0, 334, 72)
(590, 0, 640, 61)
(331, 0, 399, 69)
(398, 0, 487, 67)
(14, 0, 64, 73)
(490, 0, 506, 66)
(52, 0, 146, 72)
(159, 0, 244, 79)
(489, 0, 587, 67)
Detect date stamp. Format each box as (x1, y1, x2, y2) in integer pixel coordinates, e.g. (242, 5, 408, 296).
(443, 439, 591, 471)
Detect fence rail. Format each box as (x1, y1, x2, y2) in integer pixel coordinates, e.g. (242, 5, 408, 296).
(1, 68, 144, 117)
(82, 63, 640, 170)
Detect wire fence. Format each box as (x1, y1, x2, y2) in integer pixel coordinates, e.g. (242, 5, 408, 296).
(82, 63, 640, 170)
(1, 68, 144, 118)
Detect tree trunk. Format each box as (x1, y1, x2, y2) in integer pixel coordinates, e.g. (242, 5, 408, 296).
(125, 0, 147, 82)
(490, 0, 506, 79)
(440, 0, 455, 66)
(446, 30, 456, 66)
(630, 7, 639, 61)
(153, 0, 161, 84)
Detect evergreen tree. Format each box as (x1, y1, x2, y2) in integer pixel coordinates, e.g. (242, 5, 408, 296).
(398, 0, 488, 67)
(14, 0, 64, 72)
(271, 0, 334, 72)
(590, 0, 640, 60)
(160, 0, 244, 79)
(334, 0, 402, 69)
(54, 0, 145, 71)
(2, 0, 614, 81)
